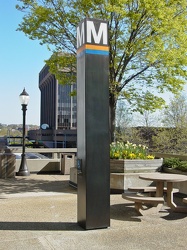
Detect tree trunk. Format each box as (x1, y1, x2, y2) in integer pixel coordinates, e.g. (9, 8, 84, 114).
(109, 93, 117, 143)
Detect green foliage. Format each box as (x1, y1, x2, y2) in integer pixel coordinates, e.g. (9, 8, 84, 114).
(162, 94, 187, 128)
(152, 127, 187, 153)
(0, 128, 21, 137)
(16, 0, 187, 141)
(45, 52, 76, 85)
(163, 158, 187, 172)
(177, 162, 187, 172)
(162, 158, 181, 168)
(152, 94, 187, 153)
(16, 0, 187, 98)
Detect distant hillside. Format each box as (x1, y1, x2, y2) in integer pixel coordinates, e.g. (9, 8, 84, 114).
(0, 124, 40, 137)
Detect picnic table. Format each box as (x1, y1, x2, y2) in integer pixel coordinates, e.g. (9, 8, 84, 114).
(122, 172, 187, 215)
(139, 173, 187, 213)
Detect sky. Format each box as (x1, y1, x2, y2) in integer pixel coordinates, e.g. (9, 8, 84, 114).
(0, 1, 186, 127)
(0, 0, 51, 125)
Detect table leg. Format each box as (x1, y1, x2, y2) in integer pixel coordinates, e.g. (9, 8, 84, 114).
(167, 182, 187, 213)
(156, 181, 164, 197)
(166, 182, 176, 209)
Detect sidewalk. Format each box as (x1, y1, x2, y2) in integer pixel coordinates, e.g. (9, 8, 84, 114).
(0, 174, 187, 249)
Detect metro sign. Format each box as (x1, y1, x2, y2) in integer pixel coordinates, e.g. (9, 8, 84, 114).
(77, 18, 109, 57)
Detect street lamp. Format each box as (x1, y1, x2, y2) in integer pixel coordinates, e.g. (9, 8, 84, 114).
(16, 88, 30, 176)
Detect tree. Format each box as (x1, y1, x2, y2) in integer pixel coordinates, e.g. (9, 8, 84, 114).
(153, 94, 187, 153)
(115, 100, 133, 141)
(134, 110, 161, 127)
(115, 100, 133, 130)
(16, 0, 187, 141)
(132, 110, 161, 148)
(162, 94, 187, 128)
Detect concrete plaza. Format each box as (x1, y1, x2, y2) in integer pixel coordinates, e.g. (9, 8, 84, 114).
(0, 174, 187, 249)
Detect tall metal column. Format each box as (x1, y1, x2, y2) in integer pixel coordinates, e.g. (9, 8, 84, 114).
(77, 18, 110, 230)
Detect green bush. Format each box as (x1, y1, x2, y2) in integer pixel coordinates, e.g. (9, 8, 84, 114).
(163, 158, 187, 172)
(177, 161, 187, 172)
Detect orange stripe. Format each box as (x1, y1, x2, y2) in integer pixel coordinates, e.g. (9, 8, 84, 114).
(77, 44, 109, 54)
(85, 44, 109, 51)
(77, 45, 86, 54)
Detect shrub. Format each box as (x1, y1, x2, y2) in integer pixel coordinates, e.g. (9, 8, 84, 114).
(162, 158, 181, 168)
(162, 158, 187, 172)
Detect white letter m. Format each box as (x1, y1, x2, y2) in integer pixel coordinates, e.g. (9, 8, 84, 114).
(77, 22, 85, 48)
(87, 21, 107, 45)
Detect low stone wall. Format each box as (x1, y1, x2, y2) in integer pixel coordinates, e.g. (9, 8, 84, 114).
(110, 173, 153, 193)
(70, 167, 155, 193)
(0, 153, 16, 178)
(15, 153, 75, 174)
(69, 167, 77, 188)
(173, 182, 187, 195)
(15, 159, 61, 173)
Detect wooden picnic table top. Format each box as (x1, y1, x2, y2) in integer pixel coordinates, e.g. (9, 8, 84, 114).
(139, 172, 187, 183)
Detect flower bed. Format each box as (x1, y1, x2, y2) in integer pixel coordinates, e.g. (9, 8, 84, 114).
(110, 141, 154, 160)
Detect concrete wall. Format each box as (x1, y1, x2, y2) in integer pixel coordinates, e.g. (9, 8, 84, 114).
(10, 148, 77, 175)
(15, 159, 61, 173)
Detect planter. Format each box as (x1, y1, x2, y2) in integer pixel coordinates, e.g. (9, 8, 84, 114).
(110, 158, 163, 173)
(162, 166, 187, 175)
(110, 158, 163, 193)
(69, 159, 164, 193)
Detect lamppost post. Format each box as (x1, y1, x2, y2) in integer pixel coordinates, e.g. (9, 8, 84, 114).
(16, 88, 30, 176)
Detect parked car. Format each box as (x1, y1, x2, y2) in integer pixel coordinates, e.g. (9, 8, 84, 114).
(14, 152, 49, 159)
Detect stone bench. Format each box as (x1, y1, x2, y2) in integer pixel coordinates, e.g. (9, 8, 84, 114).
(122, 192, 164, 215)
(128, 186, 179, 194)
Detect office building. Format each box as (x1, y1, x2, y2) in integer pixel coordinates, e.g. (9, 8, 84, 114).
(28, 64, 77, 148)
